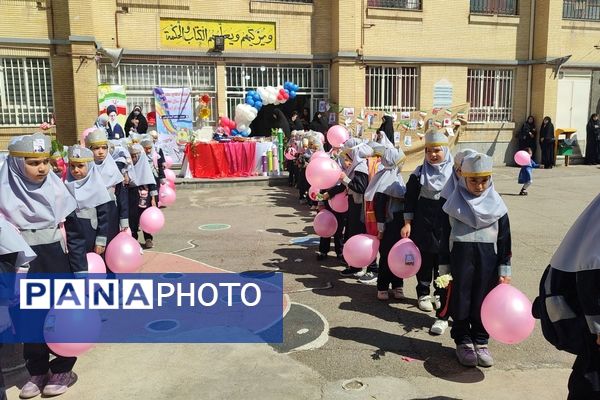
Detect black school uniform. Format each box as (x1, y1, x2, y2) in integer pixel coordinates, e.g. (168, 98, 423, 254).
(128, 183, 157, 242)
(439, 212, 512, 345)
(404, 168, 448, 315)
(21, 212, 88, 375)
(318, 184, 347, 257)
(75, 202, 110, 252)
(374, 192, 405, 291)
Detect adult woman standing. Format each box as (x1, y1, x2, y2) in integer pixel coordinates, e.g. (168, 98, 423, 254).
(518, 116, 537, 155)
(585, 114, 600, 165)
(539, 116, 555, 169)
(124, 105, 148, 135)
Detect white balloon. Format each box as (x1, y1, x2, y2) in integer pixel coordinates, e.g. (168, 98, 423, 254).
(246, 128, 252, 135)
(237, 123, 248, 132)
(257, 87, 269, 103)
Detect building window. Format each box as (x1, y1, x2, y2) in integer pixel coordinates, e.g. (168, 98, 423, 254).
(225, 64, 329, 119)
(563, 0, 600, 21)
(467, 68, 514, 123)
(98, 62, 217, 123)
(367, 0, 422, 9)
(255, 0, 312, 3)
(365, 66, 419, 113)
(470, 0, 518, 15)
(0, 58, 54, 127)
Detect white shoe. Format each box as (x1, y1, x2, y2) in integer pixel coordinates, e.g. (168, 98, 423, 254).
(430, 318, 449, 335)
(418, 295, 434, 312)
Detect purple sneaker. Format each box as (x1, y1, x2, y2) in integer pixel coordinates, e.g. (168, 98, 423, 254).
(42, 371, 78, 397)
(475, 344, 494, 367)
(20, 374, 47, 399)
(455, 343, 478, 367)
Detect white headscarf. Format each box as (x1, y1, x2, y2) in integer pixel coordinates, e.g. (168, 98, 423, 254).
(0, 217, 37, 267)
(550, 192, 600, 273)
(414, 146, 454, 193)
(0, 156, 77, 230)
(442, 154, 507, 229)
(65, 160, 112, 210)
(95, 152, 124, 188)
(343, 138, 372, 178)
(129, 144, 157, 187)
(365, 148, 406, 201)
(441, 148, 478, 199)
(377, 131, 395, 149)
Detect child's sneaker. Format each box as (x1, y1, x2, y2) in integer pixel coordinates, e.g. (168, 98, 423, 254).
(417, 295, 434, 312)
(429, 319, 449, 335)
(455, 343, 478, 367)
(42, 371, 78, 396)
(377, 290, 389, 301)
(392, 287, 405, 299)
(20, 374, 47, 399)
(475, 344, 494, 367)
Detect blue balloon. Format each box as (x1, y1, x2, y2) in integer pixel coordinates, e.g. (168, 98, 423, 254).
(255, 101, 262, 108)
(231, 129, 239, 136)
(247, 99, 255, 107)
(289, 91, 297, 99)
(248, 90, 256, 97)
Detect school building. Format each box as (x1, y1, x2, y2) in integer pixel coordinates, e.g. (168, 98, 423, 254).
(0, 0, 599, 162)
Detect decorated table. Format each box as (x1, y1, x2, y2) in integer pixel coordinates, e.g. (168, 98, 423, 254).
(183, 140, 276, 178)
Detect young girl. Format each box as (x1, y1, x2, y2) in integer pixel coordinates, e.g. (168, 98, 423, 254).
(339, 139, 373, 277)
(518, 147, 538, 196)
(86, 130, 128, 247)
(64, 145, 112, 254)
(0, 218, 37, 400)
(0, 133, 85, 398)
(440, 153, 511, 367)
(402, 131, 454, 334)
(127, 144, 158, 247)
(532, 192, 600, 398)
(141, 135, 165, 245)
(364, 147, 407, 300)
(440, 148, 477, 201)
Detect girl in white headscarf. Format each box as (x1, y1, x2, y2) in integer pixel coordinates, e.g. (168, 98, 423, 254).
(440, 148, 477, 200)
(440, 152, 511, 369)
(365, 148, 407, 300)
(86, 130, 128, 250)
(401, 131, 454, 335)
(0, 133, 84, 398)
(127, 144, 158, 248)
(338, 139, 373, 277)
(533, 193, 600, 399)
(65, 145, 112, 254)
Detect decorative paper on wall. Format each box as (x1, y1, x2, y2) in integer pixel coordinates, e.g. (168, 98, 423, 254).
(433, 79, 453, 109)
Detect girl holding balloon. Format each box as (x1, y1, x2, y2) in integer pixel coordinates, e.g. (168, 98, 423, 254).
(338, 139, 373, 277)
(440, 153, 512, 368)
(127, 144, 159, 248)
(517, 147, 538, 196)
(86, 130, 129, 249)
(401, 131, 454, 334)
(364, 147, 407, 300)
(64, 145, 112, 255)
(0, 133, 86, 398)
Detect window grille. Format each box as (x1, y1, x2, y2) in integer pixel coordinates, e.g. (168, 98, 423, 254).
(0, 57, 54, 127)
(365, 66, 419, 113)
(467, 68, 514, 123)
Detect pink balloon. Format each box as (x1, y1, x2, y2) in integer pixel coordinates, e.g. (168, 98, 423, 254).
(140, 206, 165, 234)
(229, 120, 236, 129)
(220, 116, 230, 126)
(167, 180, 176, 190)
(284, 147, 297, 161)
(45, 308, 102, 357)
(313, 210, 338, 238)
(152, 151, 158, 167)
(329, 192, 349, 213)
(514, 150, 531, 167)
(164, 168, 176, 183)
(105, 232, 143, 273)
(481, 284, 535, 345)
(327, 125, 350, 148)
(306, 157, 341, 189)
(159, 184, 177, 206)
(310, 151, 329, 160)
(164, 156, 174, 169)
(388, 238, 422, 278)
(86, 252, 106, 274)
(342, 234, 379, 268)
